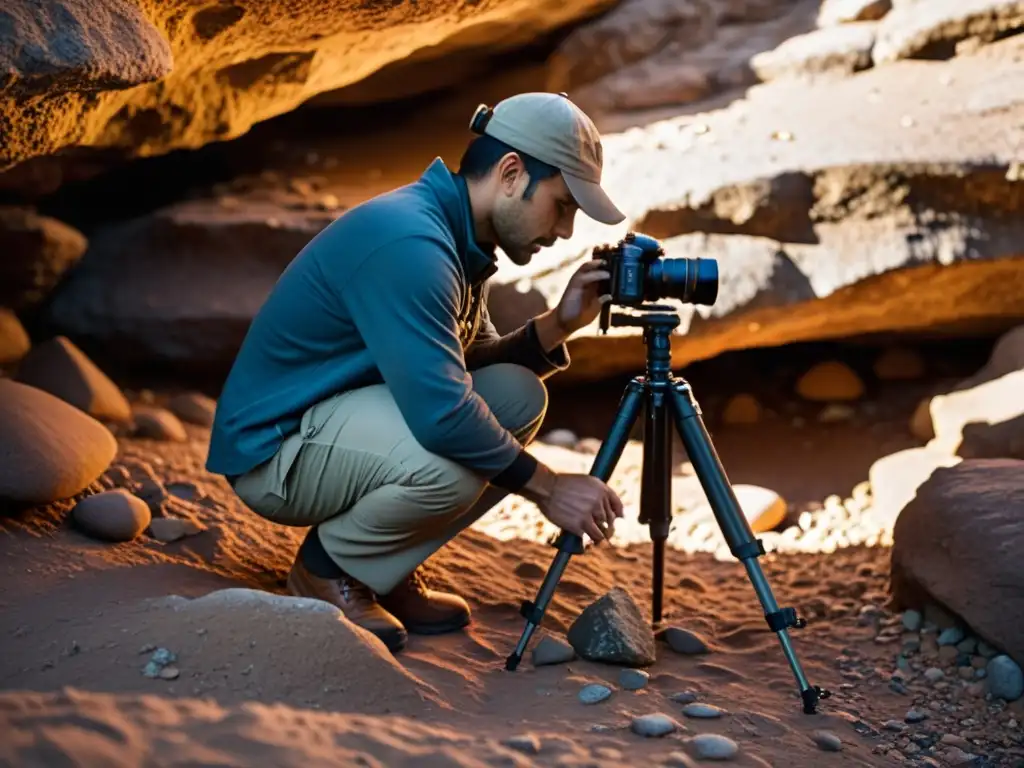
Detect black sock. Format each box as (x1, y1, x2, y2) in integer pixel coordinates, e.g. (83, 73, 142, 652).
(299, 526, 345, 579)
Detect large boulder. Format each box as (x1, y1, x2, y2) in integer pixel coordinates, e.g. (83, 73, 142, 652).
(0, 0, 617, 171)
(889, 460, 1024, 669)
(39, 195, 337, 376)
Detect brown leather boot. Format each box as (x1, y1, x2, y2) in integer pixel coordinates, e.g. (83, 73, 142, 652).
(378, 568, 471, 635)
(286, 558, 408, 652)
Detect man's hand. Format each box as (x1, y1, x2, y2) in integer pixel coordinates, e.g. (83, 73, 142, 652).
(555, 258, 611, 335)
(520, 463, 624, 544)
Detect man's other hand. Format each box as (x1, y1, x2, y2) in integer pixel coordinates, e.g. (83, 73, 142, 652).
(555, 259, 611, 335)
(538, 473, 624, 544)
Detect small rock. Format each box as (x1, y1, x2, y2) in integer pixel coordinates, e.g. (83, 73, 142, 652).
(901, 609, 922, 632)
(661, 627, 710, 655)
(147, 517, 205, 543)
(619, 668, 650, 690)
(167, 392, 216, 426)
(812, 730, 842, 751)
(531, 635, 575, 666)
(630, 713, 679, 737)
(688, 733, 739, 760)
(977, 640, 998, 658)
(158, 666, 180, 680)
(721, 393, 761, 425)
(905, 709, 928, 723)
(540, 428, 578, 448)
(670, 691, 698, 704)
(795, 361, 864, 402)
(681, 702, 724, 719)
(937, 627, 965, 646)
(986, 654, 1024, 701)
(924, 667, 945, 683)
(817, 403, 856, 423)
(567, 587, 656, 667)
(132, 406, 188, 442)
(503, 734, 541, 754)
(579, 684, 612, 705)
(664, 752, 698, 767)
(71, 488, 152, 542)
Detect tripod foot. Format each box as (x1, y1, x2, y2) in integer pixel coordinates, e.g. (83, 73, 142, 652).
(801, 685, 832, 714)
(505, 652, 522, 672)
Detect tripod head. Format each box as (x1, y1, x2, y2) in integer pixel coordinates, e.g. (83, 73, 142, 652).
(605, 303, 682, 333)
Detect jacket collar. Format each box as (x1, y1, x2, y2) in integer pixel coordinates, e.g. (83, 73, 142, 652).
(419, 157, 498, 286)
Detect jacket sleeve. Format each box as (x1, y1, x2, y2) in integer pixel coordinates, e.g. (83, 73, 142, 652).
(338, 236, 538, 492)
(464, 295, 571, 380)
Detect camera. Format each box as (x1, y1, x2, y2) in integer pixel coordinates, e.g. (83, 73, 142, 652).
(592, 232, 719, 331)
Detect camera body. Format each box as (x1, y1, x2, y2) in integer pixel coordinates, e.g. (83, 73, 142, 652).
(592, 232, 719, 331)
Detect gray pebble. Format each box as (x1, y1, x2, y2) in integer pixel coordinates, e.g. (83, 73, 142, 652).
(977, 640, 999, 658)
(503, 734, 541, 754)
(630, 713, 680, 737)
(937, 626, 965, 646)
(905, 709, 928, 723)
(664, 752, 698, 767)
(670, 691, 698, 704)
(956, 636, 977, 655)
(531, 635, 575, 666)
(681, 702, 724, 719)
(986, 654, 1024, 701)
(901, 610, 922, 632)
(662, 627, 710, 655)
(883, 720, 907, 732)
(688, 733, 739, 760)
(579, 683, 612, 705)
(619, 668, 650, 690)
(812, 730, 842, 751)
(924, 667, 944, 683)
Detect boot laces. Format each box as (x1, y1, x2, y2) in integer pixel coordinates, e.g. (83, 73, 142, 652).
(339, 576, 376, 603)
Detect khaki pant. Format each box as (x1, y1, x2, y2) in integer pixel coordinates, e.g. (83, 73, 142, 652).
(233, 363, 547, 594)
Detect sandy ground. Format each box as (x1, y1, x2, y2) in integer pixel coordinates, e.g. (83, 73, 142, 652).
(3, 339, 1022, 768)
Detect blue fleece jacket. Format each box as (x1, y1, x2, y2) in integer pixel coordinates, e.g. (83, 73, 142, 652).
(205, 158, 570, 492)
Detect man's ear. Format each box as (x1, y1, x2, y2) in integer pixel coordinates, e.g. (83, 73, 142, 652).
(497, 152, 525, 194)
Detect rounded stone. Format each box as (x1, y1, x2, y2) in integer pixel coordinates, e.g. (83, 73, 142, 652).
(688, 733, 739, 760)
(579, 684, 612, 705)
(681, 702, 725, 719)
(630, 713, 679, 737)
(0, 379, 117, 503)
(71, 488, 152, 542)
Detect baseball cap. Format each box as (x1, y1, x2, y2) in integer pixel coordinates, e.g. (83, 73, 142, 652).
(469, 92, 625, 225)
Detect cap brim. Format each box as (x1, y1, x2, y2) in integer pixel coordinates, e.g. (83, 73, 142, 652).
(563, 172, 625, 225)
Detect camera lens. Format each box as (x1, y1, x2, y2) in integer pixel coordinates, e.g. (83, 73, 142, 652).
(648, 257, 719, 306)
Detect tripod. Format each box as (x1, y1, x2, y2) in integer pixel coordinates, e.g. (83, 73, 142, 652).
(504, 304, 830, 715)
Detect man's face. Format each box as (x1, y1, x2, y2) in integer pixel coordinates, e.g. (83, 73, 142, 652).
(491, 159, 578, 266)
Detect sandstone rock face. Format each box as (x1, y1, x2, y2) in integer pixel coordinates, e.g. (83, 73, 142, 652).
(872, 0, 1024, 65)
(0, 0, 616, 171)
(0, 380, 118, 504)
(492, 34, 1024, 382)
(546, 0, 820, 113)
(750, 22, 878, 82)
(890, 460, 1024, 669)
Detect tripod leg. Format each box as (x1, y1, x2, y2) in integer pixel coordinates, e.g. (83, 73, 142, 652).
(668, 380, 831, 715)
(640, 385, 672, 629)
(504, 378, 646, 672)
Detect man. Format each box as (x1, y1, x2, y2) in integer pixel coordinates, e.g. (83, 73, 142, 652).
(207, 91, 627, 653)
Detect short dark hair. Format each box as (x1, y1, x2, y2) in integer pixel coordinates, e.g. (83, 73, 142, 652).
(457, 134, 559, 200)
